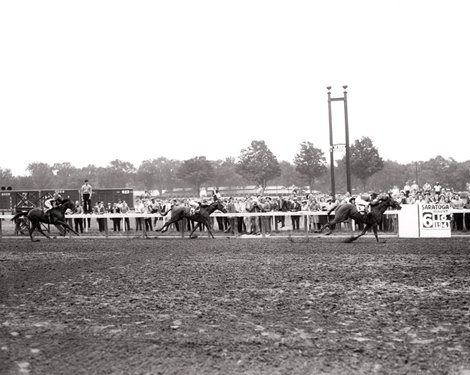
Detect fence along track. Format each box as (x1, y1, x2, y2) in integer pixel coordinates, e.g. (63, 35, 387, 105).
(0, 209, 406, 240)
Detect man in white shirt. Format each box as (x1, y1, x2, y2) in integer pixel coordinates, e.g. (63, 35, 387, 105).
(81, 180, 93, 214)
(410, 181, 419, 194)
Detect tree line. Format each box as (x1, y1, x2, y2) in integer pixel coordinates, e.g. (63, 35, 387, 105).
(1, 137, 469, 194)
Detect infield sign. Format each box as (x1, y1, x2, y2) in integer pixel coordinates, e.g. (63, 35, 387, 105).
(419, 203, 451, 237)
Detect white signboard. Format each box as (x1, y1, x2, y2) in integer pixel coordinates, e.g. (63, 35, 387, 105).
(398, 204, 420, 238)
(419, 203, 451, 238)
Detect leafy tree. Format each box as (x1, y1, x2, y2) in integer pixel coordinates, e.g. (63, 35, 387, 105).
(177, 156, 214, 194)
(0, 167, 14, 188)
(294, 142, 328, 192)
(26, 162, 54, 188)
(270, 161, 303, 189)
(421, 156, 470, 191)
(101, 159, 136, 188)
(367, 160, 409, 192)
(137, 159, 159, 191)
(349, 137, 384, 191)
(52, 162, 77, 188)
(72, 164, 100, 188)
(137, 157, 180, 194)
(236, 140, 281, 188)
(15, 175, 35, 190)
(212, 157, 247, 188)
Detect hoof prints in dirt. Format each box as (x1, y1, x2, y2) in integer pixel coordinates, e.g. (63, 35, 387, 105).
(1, 238, 469, 374)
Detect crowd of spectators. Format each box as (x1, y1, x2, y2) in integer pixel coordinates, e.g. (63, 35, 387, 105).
(69, 180, 470, 234)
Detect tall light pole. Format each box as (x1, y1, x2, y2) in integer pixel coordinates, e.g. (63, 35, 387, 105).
(343, 86, 352, 194)
(326, 86, 352, 199)
(327, 87, 335, 199)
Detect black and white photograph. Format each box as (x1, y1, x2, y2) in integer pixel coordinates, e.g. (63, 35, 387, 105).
(1, 1, 469, 374)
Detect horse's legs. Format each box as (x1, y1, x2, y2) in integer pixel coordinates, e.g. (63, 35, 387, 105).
(159, 217, 180, 233)
(158, 220, 172, 232)
(54, 224, 66, 236)
(345, 224, 371, 243)
(55, 220, 79, 236)
(189, 222, 201, 238)
(28, 221, 38, 242)
(204, 220, 215, 239)
(30, 221, 52, 241)
(372, 225, 385, 243)
(315, 223, 329, 233)
(316, 219, 337, 235)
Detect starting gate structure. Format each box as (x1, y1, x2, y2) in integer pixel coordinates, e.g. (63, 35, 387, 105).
(1, 188, 134, 213)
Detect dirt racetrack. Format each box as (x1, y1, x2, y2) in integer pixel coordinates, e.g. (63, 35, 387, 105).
(1, 237, 469, 375)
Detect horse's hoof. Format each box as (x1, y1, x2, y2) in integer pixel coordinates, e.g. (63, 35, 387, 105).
(325, 232, 332, 236)
(344, 237, 354, 243)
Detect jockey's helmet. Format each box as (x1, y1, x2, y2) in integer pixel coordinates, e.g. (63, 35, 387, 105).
(360, 193, 370, 201)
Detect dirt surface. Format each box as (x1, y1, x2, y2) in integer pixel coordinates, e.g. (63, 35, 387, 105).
(1, 237, 470, 374)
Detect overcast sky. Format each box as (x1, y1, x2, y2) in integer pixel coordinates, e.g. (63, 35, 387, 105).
(1, 1, 469, 176)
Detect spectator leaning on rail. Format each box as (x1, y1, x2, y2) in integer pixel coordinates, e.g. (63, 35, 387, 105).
(234, 197, 247, 233)
(464, 196, 470, 232)
(94, 201, 106, 232)
(121, 200, 131, 231)
(224, 196, 236, 234)
(451, 194, 465, 231)
(276, 194, 289, 228)
(74, 201, 84, 234)
(261, 196, 273, 234)
(290, 196, 302, 231)
(246, 196, 261, 235)
(134, 198, 145, 231)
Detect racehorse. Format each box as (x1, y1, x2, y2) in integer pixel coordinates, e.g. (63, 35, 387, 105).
(316, 195, 401, 243)
(157, 199, 227, 239)
(11, 199, 79, 242)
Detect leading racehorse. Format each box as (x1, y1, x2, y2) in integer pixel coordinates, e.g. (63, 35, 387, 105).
(316, 195, 401, 243)
(157, 199, 227, 239)
(11, 199, 79, 242)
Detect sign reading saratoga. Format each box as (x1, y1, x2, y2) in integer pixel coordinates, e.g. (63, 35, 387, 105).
(419, 203, 451, 237)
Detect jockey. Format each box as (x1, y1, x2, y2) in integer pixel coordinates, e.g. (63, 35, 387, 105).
(213, 189, 222, 201)
(355, 193, 371, 217)
(44, 193, 62, 223)
(189, 198, 201, 216)
(355, 192, 380, 217)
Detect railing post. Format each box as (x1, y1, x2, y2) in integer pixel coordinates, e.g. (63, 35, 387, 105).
(304, 213, 309, 239)
(104, 217, 109, 239)
(143, 215, 147, 238)
(261, 213, 265, 238)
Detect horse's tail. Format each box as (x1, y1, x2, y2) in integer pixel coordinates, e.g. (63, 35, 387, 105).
(160, 206, 172, 217)
(11, 211, 27, 221)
